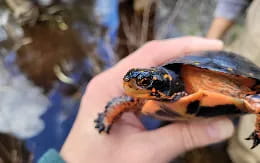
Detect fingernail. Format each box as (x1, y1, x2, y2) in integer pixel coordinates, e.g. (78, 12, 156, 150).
(208, 39, 224, 47)
(207, 118, 234, 140)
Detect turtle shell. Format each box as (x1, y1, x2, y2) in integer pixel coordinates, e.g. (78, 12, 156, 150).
(163, 51, 260, 81)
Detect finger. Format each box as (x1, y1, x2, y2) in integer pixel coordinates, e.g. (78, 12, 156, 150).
(113, 36, 223, 75)
(82, 37, 223, 113)
(109, 113, 145, 135)
(143, 117, 234, 162)
(99, 37, 223, 96)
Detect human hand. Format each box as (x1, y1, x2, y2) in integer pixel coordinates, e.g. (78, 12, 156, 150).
(206, 17, 234, 39)
(60, 37, 234, 163)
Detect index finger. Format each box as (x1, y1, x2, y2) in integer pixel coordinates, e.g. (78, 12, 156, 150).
(81, 37, 223, 116)
(110, 36, 223, 85)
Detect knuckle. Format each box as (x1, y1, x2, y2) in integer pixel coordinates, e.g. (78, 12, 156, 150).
(180, 37, 197, 53)
(180, 123, 198, 151)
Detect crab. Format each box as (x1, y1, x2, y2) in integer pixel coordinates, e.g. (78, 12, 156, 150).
(94, 51, 260, 149)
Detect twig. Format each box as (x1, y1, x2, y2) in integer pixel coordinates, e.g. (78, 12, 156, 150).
(140, 0, 153, 45)
(121, 14, 137, 53)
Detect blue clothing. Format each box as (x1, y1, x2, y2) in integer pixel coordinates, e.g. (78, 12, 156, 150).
(38, 149, 65, 163)
(215, 0, 251, 20)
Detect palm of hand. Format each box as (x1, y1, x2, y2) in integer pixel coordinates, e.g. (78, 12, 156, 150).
(60, 37, 233, 163)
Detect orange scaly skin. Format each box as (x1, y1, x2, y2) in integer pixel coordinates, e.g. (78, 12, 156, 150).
(180, 66, 260, 148)
(94, 51, 260, 148)
(142, 90, 246, 118)
(244, 95, 260, 148)
(94, 96, 143, 133)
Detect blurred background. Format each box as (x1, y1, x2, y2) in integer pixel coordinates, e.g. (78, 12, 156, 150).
(0, 0, 248, 162)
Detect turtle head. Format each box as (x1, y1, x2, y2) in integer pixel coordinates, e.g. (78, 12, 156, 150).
(123, 67, 185, 100)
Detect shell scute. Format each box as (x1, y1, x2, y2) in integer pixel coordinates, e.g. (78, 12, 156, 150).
(163, 51, 260, 80)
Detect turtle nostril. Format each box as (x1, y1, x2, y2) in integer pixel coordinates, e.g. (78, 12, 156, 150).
(123, 76, 130, 82)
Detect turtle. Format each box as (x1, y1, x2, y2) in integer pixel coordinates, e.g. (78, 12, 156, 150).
(94, 51, 260, 149)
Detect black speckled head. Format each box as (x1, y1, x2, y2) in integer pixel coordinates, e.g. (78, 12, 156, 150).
(123, 67, 185, 100)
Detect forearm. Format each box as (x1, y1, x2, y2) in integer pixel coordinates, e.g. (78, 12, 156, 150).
(207, 0, 251, 39)
(206, 17, 234, 39)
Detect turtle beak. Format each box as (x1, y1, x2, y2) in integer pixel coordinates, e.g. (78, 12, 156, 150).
(123, 81, 154, 98)
(123, 79, 137, 90)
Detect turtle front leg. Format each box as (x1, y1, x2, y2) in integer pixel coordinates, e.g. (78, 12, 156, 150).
(245, 116, 260, 149)
(244, 94, 260, 149)
(94, 96, 143, 134)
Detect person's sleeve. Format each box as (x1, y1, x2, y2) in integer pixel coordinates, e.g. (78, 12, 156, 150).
(38, 149, 66, 163)
(214, 0, 251, 20)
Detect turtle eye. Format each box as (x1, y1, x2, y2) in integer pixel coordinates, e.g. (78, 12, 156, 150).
(137, 78, 152, 86)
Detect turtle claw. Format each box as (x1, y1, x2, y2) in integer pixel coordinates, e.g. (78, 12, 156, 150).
(245, 133, 254, 140)
(251, 139, 260, 149)
(245, 131, 260, 149)
(94, 112, 111, 134)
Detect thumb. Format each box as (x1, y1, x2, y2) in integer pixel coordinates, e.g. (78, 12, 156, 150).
(144, 117, 234, 162)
